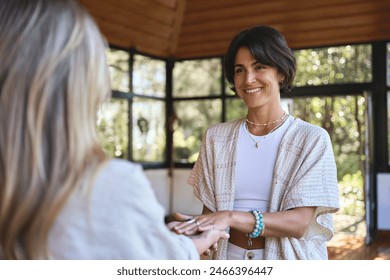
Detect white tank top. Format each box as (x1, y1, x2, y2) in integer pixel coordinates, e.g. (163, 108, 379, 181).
(233, 115, 293, 213)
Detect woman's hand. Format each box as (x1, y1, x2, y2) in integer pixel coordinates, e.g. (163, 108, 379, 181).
(187, 224, 230, 256)
(171, 211, 231, 236)
(167, 216, 226, 256)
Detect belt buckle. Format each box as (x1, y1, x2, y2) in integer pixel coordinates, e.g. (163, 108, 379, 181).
(246, 251, 255, 260)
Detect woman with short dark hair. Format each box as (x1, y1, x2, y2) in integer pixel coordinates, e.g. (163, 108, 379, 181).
(173, 25, 339, 260)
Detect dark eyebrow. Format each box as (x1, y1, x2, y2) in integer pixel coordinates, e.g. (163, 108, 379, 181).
(234, 61, 262, 68)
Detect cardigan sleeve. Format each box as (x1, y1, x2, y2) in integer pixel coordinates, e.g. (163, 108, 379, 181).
(188, 128, 218, 213)
(278, 124, 340, 241)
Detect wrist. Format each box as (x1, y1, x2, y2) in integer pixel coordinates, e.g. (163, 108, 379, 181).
(220, 210, 233, 228)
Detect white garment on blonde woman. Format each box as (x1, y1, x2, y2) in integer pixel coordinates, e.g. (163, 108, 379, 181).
(49, 159, 199, 260)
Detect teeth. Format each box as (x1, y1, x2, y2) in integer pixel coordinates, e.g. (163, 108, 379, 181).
(245, 88, 262, 93)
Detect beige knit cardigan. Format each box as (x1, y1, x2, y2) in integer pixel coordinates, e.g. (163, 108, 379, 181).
(188, 118, 340, 260)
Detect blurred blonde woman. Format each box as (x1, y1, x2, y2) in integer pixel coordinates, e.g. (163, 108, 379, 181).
(0, 0, 228, 260)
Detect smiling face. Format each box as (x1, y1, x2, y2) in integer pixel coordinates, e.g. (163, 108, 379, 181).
(234, 47, 283, 111)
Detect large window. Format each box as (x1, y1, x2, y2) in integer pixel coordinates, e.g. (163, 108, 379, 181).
(173, 99, 222, 163)
(98, 50, 166, 163)
(293, 96, 367, 223)
(387, 43, 390, 87)
(294, 45, 372, 86)
(99, 44, 376, 171)
(173, 58, 222, 97)
(106, 49, 129, 92)
(132, 98, 166, 162)
(133, 54, 166, 97)
(172, 58, 223, 163)
(97, 98, 129, 159)
(386, 43, 390, 164)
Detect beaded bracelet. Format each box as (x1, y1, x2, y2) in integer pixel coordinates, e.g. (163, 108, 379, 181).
(246, 210, 263, 247)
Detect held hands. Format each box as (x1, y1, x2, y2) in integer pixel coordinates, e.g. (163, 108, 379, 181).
(168, 212, 230, 256)
(171, 212, 230, 235)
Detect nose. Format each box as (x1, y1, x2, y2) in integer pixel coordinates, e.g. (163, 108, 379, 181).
(245, 70, 256, 84)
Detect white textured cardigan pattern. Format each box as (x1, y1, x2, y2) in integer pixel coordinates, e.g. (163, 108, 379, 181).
(188, 118, 340, 260)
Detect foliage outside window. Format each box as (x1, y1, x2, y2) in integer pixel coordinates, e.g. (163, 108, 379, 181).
(106, 49, 129, 92)
(97, 98, 129, 159)
(133, 54, 166, 97)
(226, 98, 247, 121)
(173, 58, 222, 97)
(173, 99, 222, 163)
(388, 92, 390, 166)
(225, 83, 236, 96)
(292, 95, 366, 219)
(387, 43, 390, 87)
(225, 98, 293, 122)
(133, 98, 166, 162)
(294, 45, 372, 86)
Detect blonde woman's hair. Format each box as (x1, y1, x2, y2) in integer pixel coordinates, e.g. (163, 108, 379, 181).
(0, 0, 110, 259)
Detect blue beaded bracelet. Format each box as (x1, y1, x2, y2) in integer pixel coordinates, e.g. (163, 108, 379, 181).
(246, 210, 263, 246)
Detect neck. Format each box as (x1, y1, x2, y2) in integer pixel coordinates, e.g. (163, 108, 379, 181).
(246, 110, 286, 127)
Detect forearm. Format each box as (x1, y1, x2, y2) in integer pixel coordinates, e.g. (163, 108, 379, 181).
(204, 206, 316, 239)
(261, 207, 316, 239)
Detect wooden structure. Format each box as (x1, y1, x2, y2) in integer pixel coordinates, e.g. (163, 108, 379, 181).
(79, 0, 390, 58)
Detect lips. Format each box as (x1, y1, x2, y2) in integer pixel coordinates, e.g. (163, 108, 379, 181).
(244, 87, 263, 94)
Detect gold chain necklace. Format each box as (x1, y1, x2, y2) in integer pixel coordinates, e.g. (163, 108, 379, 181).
(246, 111, 287, 127)
(244, 114, 288, 148)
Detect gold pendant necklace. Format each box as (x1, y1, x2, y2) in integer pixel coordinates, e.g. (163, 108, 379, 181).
(244, 123, 266, 148)
(245, 114, 289, 148)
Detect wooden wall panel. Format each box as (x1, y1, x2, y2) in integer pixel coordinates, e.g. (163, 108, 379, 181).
(181, 1, 390, 34)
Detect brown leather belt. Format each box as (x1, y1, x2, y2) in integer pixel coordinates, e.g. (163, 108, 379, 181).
(229, 228, 265, 249)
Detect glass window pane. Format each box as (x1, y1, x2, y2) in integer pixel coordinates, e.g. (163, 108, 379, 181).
(173, 99, 222, 163)
(106, 49, 129, 92)
(97, 98, 129, 159)
(387, 43, 390, 87)
(133, 98, 166, 162)
(292, 95, 366, 222)
(388, 91, 390, 165)
(226, 98, 247, 121)
(225, 81, 236, 96)
(294, 45, 372, 86)
(133, 54, 166, 97)
(173, 58, 222, 97)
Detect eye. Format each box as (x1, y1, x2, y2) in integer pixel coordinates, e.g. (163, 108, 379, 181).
(234, 67, 244, 74)
(255, 64, 265, 70)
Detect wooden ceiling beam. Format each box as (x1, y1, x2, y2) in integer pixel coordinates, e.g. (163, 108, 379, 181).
(167, 0, 186, 56)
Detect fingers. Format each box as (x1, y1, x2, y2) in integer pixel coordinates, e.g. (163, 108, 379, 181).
(210, 243, 218, 252)
(190, 228, 230, 256)
(202, 249, 211, 256)
(166, 221, 181, 230)
(219, 230, 230, 240)
(172, 212, 193, 222)
(173, 216, 202, 235)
